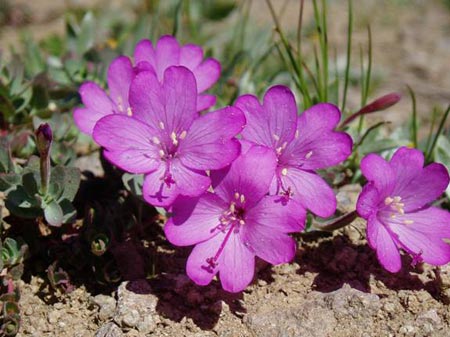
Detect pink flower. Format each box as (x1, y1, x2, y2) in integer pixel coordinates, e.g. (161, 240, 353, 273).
(134, 35, 220, 111)
(93, 66, 244, 207)
(74, 35, 221, 135)
(356, 147, 450, 272)
(165, 145, 305, 292)
(235, 86, 353, 218)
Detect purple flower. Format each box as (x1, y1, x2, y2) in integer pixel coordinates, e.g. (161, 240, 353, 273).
(93, 66, 244, 207)
(235, 86, 353, 218)
(74, 35, 221, 135)
(74, 56, 135, 135)
(134, 35, 221, 111)
(356, 147, 450, 272)
(164, 145, 305, 292)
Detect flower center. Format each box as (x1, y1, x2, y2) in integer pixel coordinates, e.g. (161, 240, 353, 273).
(151, 122, 187, 160)
(202, 193, 247, 273)
(382, 195, 414, 225)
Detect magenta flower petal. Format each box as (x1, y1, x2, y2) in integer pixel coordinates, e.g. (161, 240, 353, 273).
(297, 103, 342, 134)
(211, 145, 277, 208)
(170, 159, 211, 197)
(197, 94, 216, 111)
(186, 235, 222, 286)
(356, 182, 382, 220)
(219, 233, 255, 293)
(394, 163, 449, 212)
(180, 44, 203, 70)
(390, 146, 424, 189)
(129, 67, 197, 132)
(93, 115, 160, 173)
(73, 82, 115, 135)
(165, 194, 227, 246)
(357, 146, 450, 272)
(155, 35, 181, 80)
(134, 39, 156, 65)
(237, 85, 297, 149)
(241, 225, 296, 265)
(142, 164, 179, 207)
(245, 195, 306, 233)
(389, 207, 450, 265)
(368, 215, 402, 272)
(192, 58, 221, 92)
(277, 167, 336, 218)
(178, 107, 245, 170)
(107, 56, 134, 114)
(280, 125, 353, 170)
(360, 153, 395, 197)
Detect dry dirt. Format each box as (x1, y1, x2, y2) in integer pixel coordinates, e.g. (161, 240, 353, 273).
(2, 0, 450, 336)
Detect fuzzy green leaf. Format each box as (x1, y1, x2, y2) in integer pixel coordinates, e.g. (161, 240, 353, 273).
(44, 200, 63, 227)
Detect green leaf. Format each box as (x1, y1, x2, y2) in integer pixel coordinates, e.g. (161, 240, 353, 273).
(5, 186, 41, 218)
(44, 200, 63, 227)
(59, 199, 77, 223)
(122, 173, 143, 197)
(77, 12, 96, 55)
(0, 138, 14, 173)
(50, 166, 81, 201)
(0, 173, 20, 193)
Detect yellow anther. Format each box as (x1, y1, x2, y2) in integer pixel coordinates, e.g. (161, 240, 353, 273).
(273, 134, 280, 141)
(393, 196, 402, 203)
(179, 130, 187, 140)
(159, 121, 165, 130)
(281, 168, 288, 176)
(158, 149, 165, 157)
(403, 220, 414, 225)
(305, 151, 313, 159)
(152, 137, 160, 145)
(127, 107, 133, 116)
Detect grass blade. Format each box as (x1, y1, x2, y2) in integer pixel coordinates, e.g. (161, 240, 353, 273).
(426, 105, 450, 162)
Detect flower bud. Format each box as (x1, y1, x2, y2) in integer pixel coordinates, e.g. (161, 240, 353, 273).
(341, 92, 401, 127)
(35, 123, 53, 156)
(35, 123, 52, 195)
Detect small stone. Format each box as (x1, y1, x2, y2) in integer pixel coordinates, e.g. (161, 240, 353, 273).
(92, 294, 117, 320)
(24, 306, 33, 316)
(383, 302, 396, 313)
(48, 310, 60, 324)
(122, 309, 139, 327)
(113, 281, 158, 334)
(95, 322, 124, 337)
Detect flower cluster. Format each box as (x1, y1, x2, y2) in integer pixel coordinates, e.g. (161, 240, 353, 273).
(74, 35, 450, 292)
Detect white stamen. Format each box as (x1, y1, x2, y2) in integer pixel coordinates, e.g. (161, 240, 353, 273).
(152, 137, 161, 145)
(384, 197, 394, 205)
(234, 192, 240, 200)
(305, 151, 313, 159)
(239, 219, 245, 226)
(273, 134, 280, 141)
(158, 149, 165, 157)
(159, 121, 165, 130)
(127, 107, 133, 116)
(170, 132, 178, 146)
(240, 194, 245, 203)
(295, 130, 299, 138)
(179, 130, 187, 139)
(393, 196, 402, 203)
(281, 168, 288, 176)
(230, 203, 235, 213)
(403, 220, 414, 225)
